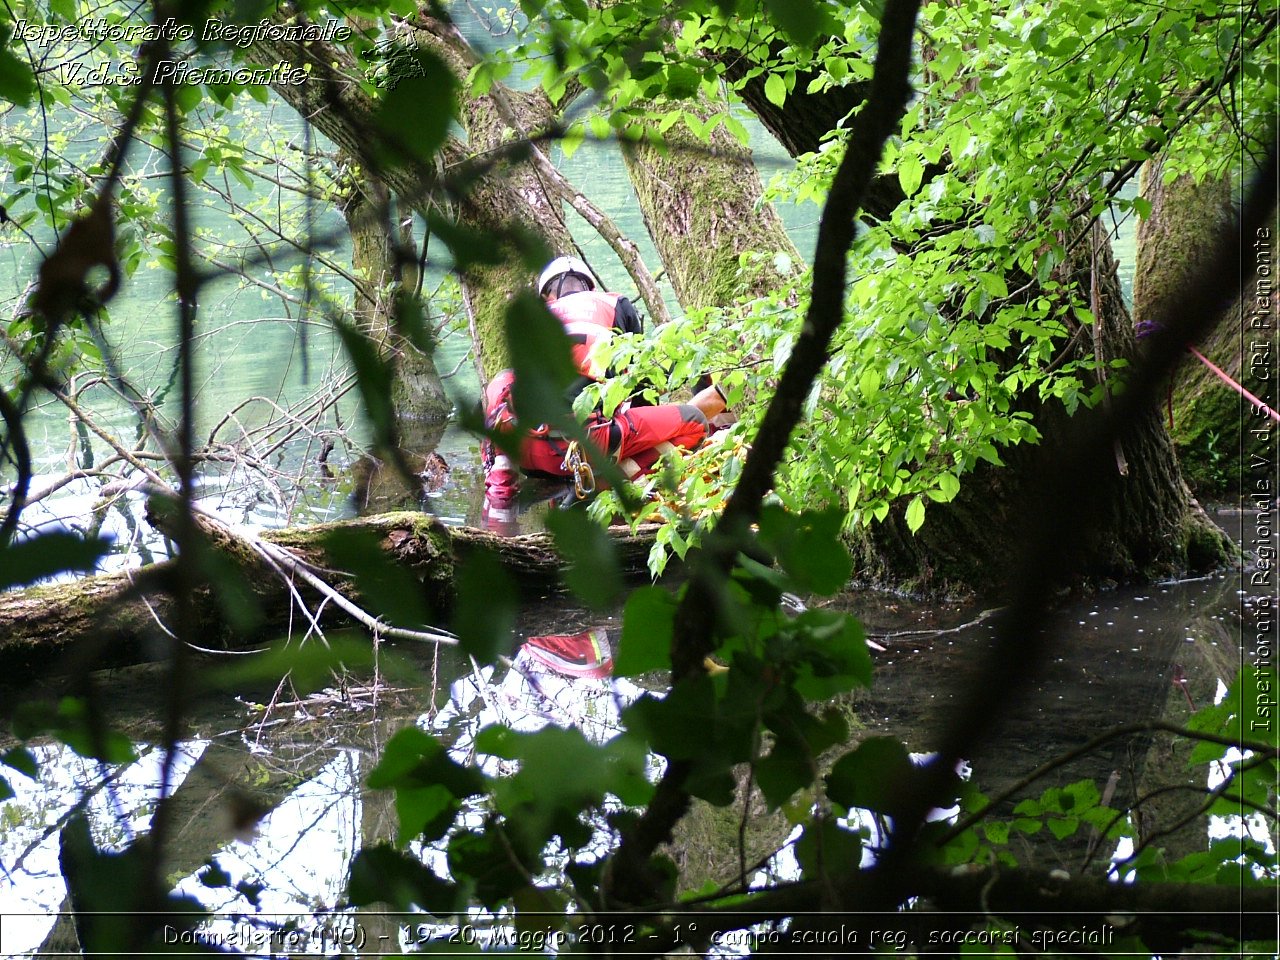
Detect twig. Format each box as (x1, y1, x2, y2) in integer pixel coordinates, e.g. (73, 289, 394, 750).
(252, 540, 332, 648)
(1115, 751, 1278, 870)
(249, 535, 458, 645)
(866, 607, 1000, 643)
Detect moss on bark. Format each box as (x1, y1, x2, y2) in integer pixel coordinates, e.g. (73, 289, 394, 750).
(343, 172, 451, 422)
(621, 95, 801, 312)
(420, 20, 575, 380)
(252, 16, 576, 386)
(1135, 159, 1279, 497)
(850, 227, 1231, 600)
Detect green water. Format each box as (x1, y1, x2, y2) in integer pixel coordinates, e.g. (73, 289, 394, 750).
(1, 72, 825, 548)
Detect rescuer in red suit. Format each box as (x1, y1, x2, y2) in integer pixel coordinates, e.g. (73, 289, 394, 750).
(483, 256, 727, 512)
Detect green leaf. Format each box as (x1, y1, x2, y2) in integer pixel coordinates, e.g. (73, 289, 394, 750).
(614, 586, 676, 676)
(787, 610, 872, 698)
(545, 509, 621, 610)
(0, 532, 113, 590)
(732, 553, 789, 609)
(623, 676, 716, 762)
(512, 884, 569, 936)
(374, 48, 457, 166)
(755, 747, 814, 810)
(478, 725, 651, 849)
(1047, 816, 1079, 840)
(59, 817, 206, 950)
(174, 82, 203, 115)
(200, 633, 399, 694)
(13, 698, 136, 764)
(931, 471, 961, 503)
(859, 366, 882, 398)
(448, 829, 534, 910)
(228, 164, 253, 190)
(0, 43, 35, 107)
(194, 536, 264, 634)
(392, 785, 456, 846)
(905, 495, 926, 533)
(1, 746, 38, 779)
(366, 727, 487, 797)
(764, 73, 787, 108)
(826, 737, 916, 815)
(898, 154, 924, 197)
(983, 820, 1011, 845)
(333, 317, 397, 453)
(367, 728, 487, 846)
(506, 293, 578, 429)
(452, 549, 517, 664)
(794, 816, 862, 879)
(348, 844, 459, 914)
(663, 65, 702, 100)
(320, 528, 433, 630)
(762, 0, 825, 45)
(757, 505, 852, 595)
(426, 211, 507, 271)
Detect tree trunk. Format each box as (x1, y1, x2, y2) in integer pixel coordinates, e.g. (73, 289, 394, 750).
(247, 18, 574, 384)
(848, 228, 1229, 597)
(1123, 594, 1247, 865)
(1134, 157, 1279, 497)
(715, 55, 1228, 597)
(0, 512, 659, 677)
(715, 43, 918, 222)
(621, 93, 801, 309)
(158, 740, 329, 882)
(410, 16, 579, 378)
(340, 172, 450, 422)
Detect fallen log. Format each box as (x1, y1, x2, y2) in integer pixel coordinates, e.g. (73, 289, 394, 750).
(0, 509, 659, 677)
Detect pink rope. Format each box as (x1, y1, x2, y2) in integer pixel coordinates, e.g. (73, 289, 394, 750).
(1187, 346, 1280, 424)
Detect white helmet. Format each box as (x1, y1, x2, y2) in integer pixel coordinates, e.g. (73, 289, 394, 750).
(537, 256, 596, 297)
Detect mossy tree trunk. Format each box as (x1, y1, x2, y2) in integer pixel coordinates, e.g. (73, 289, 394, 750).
(848, 224, 1227, 596)
(720, 57, 1226, 597)
(0, 511, 661, 676)
(1134, 156, 1279, 497)
(341, 172, 450, 422)
(621, 93, 801, 310)
(249, 18, 573, 387)
(408, 16, 576, 380)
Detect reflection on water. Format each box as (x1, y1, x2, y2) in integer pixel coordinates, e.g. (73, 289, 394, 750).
(0, 620, 649, 955)
(0, 740, 205, 956)
(169, 750, 363, 949)
(1, 509, 1270, 953)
